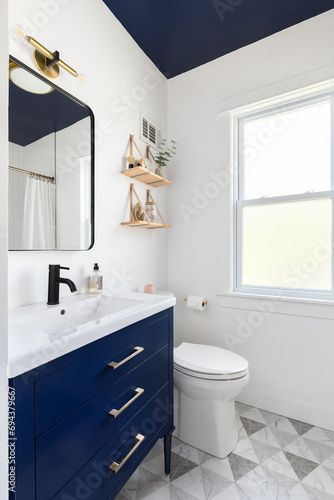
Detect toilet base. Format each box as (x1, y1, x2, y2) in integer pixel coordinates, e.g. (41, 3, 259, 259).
(174, 388, 239, 459)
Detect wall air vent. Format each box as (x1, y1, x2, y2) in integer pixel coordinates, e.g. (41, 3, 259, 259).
(140, 115, 161, 149)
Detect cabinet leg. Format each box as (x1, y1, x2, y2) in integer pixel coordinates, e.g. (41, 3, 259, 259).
(164, 433, 173, 475)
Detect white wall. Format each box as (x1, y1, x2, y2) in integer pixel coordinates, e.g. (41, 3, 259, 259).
(8, 0, 168, 307)
(56, 117, 91, 249)
(0, 0, 8, 497)
(9, 134, 55, 177)
(167, 10, 334, 430)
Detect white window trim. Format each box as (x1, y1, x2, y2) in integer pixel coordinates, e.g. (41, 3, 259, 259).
(232, 87, 334, 302)
(216, 291, 334, 320)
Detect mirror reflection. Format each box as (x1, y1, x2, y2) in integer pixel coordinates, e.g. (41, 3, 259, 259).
(8, 58, 94, 251)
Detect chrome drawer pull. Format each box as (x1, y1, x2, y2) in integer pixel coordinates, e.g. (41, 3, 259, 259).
(109, 434, 145, 474)
(108, 346, 144, 369)
(109, 388, 145, 418)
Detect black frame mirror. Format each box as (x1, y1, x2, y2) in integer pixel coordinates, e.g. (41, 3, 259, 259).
(8, 55, 95, 251)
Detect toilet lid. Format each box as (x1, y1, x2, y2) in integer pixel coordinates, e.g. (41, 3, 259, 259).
(174, 343, 248, 377)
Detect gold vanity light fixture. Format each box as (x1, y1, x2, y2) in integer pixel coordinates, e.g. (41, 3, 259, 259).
(14, 25, 85, 83)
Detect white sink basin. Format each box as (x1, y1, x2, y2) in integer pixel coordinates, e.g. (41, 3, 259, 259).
(8, 291, 176, 378)
(10, 294, 145, 338)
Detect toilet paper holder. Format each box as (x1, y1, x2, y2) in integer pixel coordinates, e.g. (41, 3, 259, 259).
(183, 297, 208, 307)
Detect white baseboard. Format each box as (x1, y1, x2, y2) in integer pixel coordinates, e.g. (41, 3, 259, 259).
(238, 387, 334, 432)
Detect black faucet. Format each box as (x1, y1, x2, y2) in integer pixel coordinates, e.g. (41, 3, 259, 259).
(47, 265, 77, 305)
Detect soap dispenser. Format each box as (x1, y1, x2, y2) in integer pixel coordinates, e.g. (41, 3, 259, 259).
(89, 263, 103, 294)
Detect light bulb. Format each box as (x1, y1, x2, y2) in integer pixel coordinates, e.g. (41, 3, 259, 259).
(14, 24, 28, 42)
(77, 73, 87, 85)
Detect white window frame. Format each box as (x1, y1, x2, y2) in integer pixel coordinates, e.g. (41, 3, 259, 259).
(233, 90, 334, 301)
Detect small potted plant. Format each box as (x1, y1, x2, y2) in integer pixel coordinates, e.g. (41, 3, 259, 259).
(154, 139, 177, 176)
(132, 202, 145, 221)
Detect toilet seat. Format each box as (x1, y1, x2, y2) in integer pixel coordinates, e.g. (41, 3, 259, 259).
(174, 343, 249, 381)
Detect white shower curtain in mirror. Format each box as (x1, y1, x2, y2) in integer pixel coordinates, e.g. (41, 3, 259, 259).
(23, 177, 56, 249)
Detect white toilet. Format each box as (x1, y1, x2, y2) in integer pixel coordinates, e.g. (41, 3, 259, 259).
(173, 343, 249, 458)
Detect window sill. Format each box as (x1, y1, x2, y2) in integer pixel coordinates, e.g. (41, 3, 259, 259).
(217, 291, 334, 320)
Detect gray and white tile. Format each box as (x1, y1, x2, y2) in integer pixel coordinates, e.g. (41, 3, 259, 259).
(269, 428, 299, 449)
(269, 417, 299, 436)
(262, 451, 299, 481)
(284, 451, 318, 480)
(303, 437, 334, 463)
(276, 480, 305, 499)
(118, 403, 334, 500)
(240, 416, 266, 437)
(302, 483, 334, 499)
(260, 409, 283, 425)
(233, 436, 260, 464)
(322, 453, 334, 471)
(238, 406, 268, 425)
(249, 437, 281, 464)
(237, 465, 278, 500)
(135, 468, 169, 498)
(303, 427, 334, 449)
(208, 483, 249, 499)
(172, 438, 205, 465)
(235, 401, 251, 414)
(141, 483, 200, 500)
(288, 418, 314, 436)
(251, 425, 282, 449)
(302, 465, 334, 496)
(172, 467, 212, 500)
(201, 454, 234, 482)
(228, 453, 258, 481)
(284, 437, 322, 464)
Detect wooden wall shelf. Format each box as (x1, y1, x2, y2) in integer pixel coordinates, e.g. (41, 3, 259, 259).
(122, 166, 171, 188)
(121, 221, 171, 229)
(121, 184, 171, 230)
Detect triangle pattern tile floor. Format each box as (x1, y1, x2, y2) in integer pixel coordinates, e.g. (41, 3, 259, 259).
(288, 418, 314, 436)
(117, 403, 334, 499)
(228, 452, 258, 480)
(239, 416, 266, 436)
(284, 451, 319, 480)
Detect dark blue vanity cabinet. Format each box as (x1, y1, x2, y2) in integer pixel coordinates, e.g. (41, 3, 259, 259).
(10, 308, 174, 500)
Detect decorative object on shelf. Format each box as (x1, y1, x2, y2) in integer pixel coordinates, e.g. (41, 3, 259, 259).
(122, 135, 171, 187)
(121, 184, 171, 229)
(126, 134, 146, 170)
(14, 25, 85, 83)
(132, 202, 145, 221)
(127, 134, 135, 169)
(154, 139, 177, 174)
(145, 189, 157, 223)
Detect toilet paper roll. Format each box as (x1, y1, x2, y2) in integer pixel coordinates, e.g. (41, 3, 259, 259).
(186, 295, 206, 312)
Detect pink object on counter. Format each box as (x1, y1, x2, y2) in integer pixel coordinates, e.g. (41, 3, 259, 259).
(144, 284, 156, 294)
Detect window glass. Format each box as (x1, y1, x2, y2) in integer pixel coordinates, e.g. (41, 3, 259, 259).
(241, 100, 331, 199)
(242, 198, 332, 290)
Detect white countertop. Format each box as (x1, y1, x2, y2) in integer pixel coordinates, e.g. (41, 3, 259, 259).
(8, 292, 176, 378)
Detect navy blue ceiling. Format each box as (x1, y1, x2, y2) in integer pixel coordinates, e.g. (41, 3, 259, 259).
(9, 80, 89, 146)
(103, 0, 334, 78)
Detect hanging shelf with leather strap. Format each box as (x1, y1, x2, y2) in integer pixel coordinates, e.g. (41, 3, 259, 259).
(122, 135, 171, 188)
(121, 183, 171, 229)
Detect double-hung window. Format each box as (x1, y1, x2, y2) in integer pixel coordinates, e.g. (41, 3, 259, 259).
(235, 90, 334, 299)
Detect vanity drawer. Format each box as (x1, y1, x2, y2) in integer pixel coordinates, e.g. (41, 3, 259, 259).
(35, 311, 170, 435)
(35, 347, 169, 500)
(52, 386, 171, 500)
